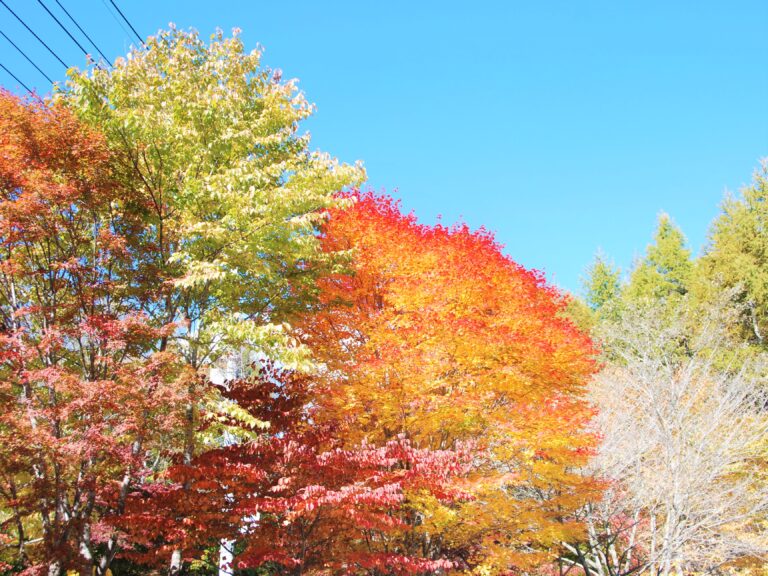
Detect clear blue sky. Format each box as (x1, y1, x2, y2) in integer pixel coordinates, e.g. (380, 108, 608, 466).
(2, 1, 766, 293)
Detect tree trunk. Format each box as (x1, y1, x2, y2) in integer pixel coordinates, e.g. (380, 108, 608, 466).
(169, 549, 183, 576)
(168, 384, 196, 576)
(218, 540, 234, 576)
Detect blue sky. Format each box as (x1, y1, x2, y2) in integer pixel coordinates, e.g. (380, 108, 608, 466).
(1, 1, 766, 293)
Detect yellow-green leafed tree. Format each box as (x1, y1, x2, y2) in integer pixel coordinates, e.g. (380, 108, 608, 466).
(62, 27, 364, 369)
(60, 28, 364, 575)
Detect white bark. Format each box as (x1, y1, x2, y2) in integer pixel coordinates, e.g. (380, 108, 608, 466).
(169, 549, 182, 576)
(218, 539, 234, 576)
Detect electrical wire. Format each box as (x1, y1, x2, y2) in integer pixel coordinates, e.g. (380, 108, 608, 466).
(0, 61, 33, 93)
(98, 0, 134, 46)
(109, 0, 143, 45)
(0, 0, 69, 69)
(0, 28, 54, 83)
(35, 0, 89, 58)
(105, 0, 143, 46)
(54, 0, 112, 66)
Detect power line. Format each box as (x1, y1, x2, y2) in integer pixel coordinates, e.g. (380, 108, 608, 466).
(98, 0, 134, 46)
(0, 61, 33, 93)
(0, 28, 54, 83)
(108, 0, 143, 46)
(35, 0, 89, 59)
(109, 0, 143, 45)
(54, 0, 112, 66)
(0, 0, 69, 69)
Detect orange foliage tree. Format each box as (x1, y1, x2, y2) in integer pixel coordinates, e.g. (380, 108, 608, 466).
(297, 191, 600, 573)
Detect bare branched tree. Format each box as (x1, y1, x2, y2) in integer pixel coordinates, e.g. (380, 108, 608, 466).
(564, 295, 768, 576)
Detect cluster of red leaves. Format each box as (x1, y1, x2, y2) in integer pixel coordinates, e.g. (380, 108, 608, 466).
(118, 363, 473, 574)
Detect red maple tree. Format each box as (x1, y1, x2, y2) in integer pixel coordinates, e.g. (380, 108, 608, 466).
(0, 91, 190, 576)
(119, 361, 472, 574)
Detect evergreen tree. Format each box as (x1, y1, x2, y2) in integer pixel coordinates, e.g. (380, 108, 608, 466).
(700, 164, 768, 346)
(624, 213, 692, 303)
(583, 252, 621, 311)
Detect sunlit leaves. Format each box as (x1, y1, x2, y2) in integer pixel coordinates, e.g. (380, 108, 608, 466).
(63, 26, 365, 367)
(299, 191, 599, 573)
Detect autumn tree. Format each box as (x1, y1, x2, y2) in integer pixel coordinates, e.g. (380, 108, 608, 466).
(63, 25, 365, 367)
(0, 91, 191, 576)
(297, 191, 599, 574)
(62, 27, 364, 574)
(571, 185, 768, 576)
